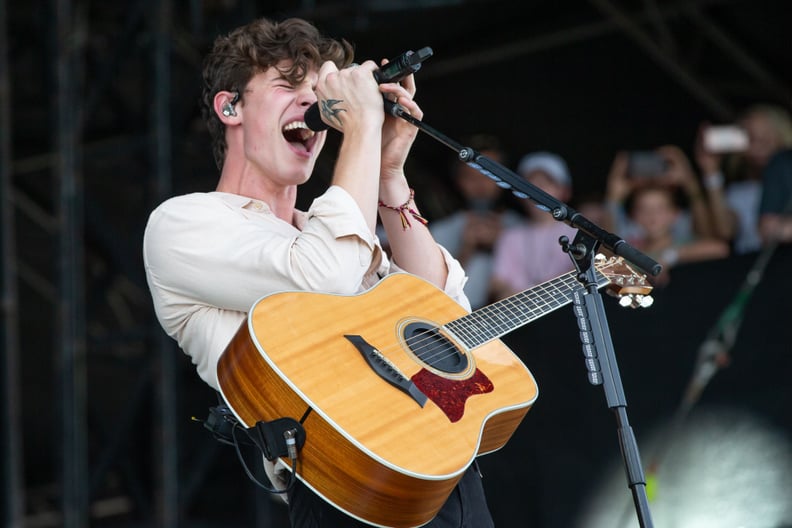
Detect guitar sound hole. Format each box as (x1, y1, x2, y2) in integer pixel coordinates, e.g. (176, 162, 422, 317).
(403, 322, 468, 374)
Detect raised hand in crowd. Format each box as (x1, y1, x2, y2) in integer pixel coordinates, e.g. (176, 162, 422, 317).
(694, 104, 792, 254)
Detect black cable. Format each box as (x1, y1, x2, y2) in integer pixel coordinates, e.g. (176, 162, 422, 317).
(193, 405, 301, 495)
(230, 423, 299, 495)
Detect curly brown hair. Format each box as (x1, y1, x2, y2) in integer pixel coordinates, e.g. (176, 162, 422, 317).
(201, 17, 354, 170)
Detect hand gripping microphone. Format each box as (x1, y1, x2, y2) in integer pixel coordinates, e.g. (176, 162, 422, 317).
(304, 46, 433, 132)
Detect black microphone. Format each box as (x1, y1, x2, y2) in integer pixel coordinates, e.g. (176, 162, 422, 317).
(304, 47, 433, 132)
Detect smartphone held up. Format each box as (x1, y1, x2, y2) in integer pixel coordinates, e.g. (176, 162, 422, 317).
(703, 125, 749, 154)
(628, 151, 668, 179)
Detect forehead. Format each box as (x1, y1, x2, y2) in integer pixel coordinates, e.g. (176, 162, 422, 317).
(635, 188, 674, 206)
(245, 62, 318, 92)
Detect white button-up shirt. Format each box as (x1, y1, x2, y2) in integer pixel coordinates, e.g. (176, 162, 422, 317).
(143, 185, 470, 390)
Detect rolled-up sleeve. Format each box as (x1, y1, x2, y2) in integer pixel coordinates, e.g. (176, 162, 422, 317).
(143, 187, 377, 388)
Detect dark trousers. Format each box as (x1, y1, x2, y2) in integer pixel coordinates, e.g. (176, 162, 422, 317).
(287, 462, 494, 528)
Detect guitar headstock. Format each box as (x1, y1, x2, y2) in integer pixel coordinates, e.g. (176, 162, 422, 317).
(594, 254, 654, 309)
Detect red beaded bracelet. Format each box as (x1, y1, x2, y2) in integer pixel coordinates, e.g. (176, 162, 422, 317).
(377, 188, 428, 230)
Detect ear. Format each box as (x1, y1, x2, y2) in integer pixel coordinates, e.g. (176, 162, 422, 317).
(213, 91, 240, 123)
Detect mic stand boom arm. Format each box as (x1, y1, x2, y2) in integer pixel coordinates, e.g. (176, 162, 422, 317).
(384, 101, 661, 277)
(385, 100, 657, 527)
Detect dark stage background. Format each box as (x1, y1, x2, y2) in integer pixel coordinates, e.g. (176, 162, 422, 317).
(2, 1, 792, 526)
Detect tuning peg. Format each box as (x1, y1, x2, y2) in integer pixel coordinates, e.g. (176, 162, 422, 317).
(637, 295, 654, 308)
(619, 295, 634, 308)
(618, 293, 654, 309)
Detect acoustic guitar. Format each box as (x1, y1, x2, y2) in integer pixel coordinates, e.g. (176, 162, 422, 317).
(217, 254, 651, 527)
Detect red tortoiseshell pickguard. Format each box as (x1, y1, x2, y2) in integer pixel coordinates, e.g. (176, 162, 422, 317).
(411, 368, 494, 422)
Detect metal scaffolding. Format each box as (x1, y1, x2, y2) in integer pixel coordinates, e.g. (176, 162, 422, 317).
(53, 0, 89, 526)
(1, 0, 25, 525)
(2, 0, 261, 524)
(150, 1, 180, 526)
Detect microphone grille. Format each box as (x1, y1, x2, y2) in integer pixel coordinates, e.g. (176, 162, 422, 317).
(304, 104, 329, 132)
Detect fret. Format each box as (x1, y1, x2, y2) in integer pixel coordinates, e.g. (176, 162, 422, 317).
(445, 258, 646, 349)
(444, 258, 639, 351)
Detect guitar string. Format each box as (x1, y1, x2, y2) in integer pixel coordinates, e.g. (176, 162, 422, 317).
(411, 279, 575, 365)
(367, 265, 625, 369)
(369, 272, 586, 368)
(386, 273, 579, 365)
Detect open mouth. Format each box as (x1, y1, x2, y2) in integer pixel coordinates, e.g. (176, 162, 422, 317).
(282, 121, 316, 153)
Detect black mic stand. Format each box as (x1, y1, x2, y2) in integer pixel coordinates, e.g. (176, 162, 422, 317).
(564, 232, 655, 528)
(384, 100, 658, 527)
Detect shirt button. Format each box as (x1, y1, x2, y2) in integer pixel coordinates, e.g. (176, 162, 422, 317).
(252, 201, 264, 211)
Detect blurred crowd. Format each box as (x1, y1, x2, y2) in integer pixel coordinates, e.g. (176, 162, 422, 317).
(421, 103, 792, 307)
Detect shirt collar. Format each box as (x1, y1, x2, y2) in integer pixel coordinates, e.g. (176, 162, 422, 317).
(210, 191, 258, 209)
(210, 191, 307, 227)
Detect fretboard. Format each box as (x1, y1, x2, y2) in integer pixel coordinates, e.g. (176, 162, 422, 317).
(444, 270, 609, 349)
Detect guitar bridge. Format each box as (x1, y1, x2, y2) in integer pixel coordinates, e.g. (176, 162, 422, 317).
(344, 335, 428, 408)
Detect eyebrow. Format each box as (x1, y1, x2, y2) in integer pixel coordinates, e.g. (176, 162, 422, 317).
(272, 70, 290, 81)
(274, 72, 306, 89)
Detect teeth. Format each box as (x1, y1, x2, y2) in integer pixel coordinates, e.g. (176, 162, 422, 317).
(283, 121, 307, 131)
(283, 121, 315, 142)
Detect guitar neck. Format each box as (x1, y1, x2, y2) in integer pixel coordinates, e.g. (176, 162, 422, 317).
(445, 270, 608, 349)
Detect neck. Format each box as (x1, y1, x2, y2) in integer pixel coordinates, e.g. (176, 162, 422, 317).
(216, 162, 299, 224)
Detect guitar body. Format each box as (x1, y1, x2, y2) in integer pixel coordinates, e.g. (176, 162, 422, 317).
(218, 273, 539, 527)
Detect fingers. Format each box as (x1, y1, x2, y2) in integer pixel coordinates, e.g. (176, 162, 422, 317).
(379, 78, 422, 120)
(655, 144, 683, 159)
(609, 151, 630, 178)
(378, 56, 417, 95)
(316, 59, 340, 83)
(318, 59, 379, 94)
(377, 56, 418, 117)
(328, 55, 419, 104)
